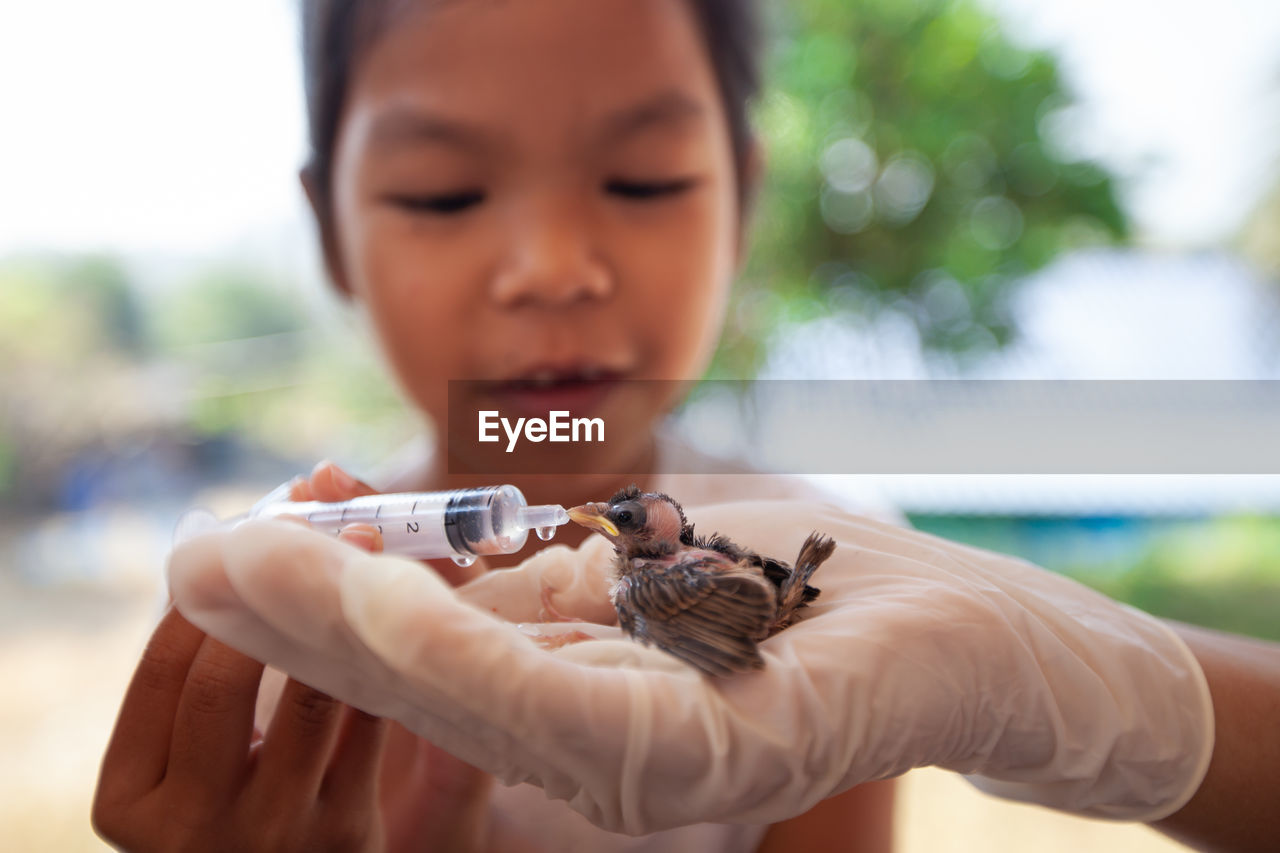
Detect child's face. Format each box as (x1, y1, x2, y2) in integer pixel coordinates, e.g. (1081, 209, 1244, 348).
(320, 0, 745, 466)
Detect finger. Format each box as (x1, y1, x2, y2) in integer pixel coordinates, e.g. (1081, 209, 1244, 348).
(378, 731, 491, 852)
(172, 523, 419, 719)
(169, 530, 321, 684)
(98, 606, 208, 800)
(458, 537, 617, 624)
(309, 460, 377, 503)
(378, 722, 422, 800)
(252, 678, 346, 801)
(213, 521, 526, 759)
(319, 706, 390, 806)
(172, 522, 404, 706)
(166, 635, 266, 795)
(288, 475, 313, 502)
(338, 523, 384, 553)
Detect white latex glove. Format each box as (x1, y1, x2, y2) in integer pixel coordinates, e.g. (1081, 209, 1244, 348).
(167, 501, 1214, 835)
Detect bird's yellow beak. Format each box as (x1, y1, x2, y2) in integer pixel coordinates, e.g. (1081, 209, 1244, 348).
(567, 503, 620, 537)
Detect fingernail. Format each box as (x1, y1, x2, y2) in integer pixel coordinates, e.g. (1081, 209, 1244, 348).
(340, 526, 381, 552)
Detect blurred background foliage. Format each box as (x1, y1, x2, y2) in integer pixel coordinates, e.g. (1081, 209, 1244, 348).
(915, 513, 1280, 642)
(1082, 515, 1280, 642)
(714, 0, 1129, 377)
(0, 255, 410, 514)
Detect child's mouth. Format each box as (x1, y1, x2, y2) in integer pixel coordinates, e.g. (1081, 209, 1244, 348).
(488, 366, 625, 418)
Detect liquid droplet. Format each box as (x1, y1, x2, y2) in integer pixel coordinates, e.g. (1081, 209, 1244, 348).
(451, 554, 477, 568)
(536, 525, 556, 541)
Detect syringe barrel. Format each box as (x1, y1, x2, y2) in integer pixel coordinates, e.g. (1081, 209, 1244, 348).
(251, 485, 533, 559)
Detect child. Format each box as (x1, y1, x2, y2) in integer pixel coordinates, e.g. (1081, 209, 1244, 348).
(94, 0, 895, 850)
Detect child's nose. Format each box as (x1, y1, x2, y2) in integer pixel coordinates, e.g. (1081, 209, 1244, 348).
(490, 205, 612, 308)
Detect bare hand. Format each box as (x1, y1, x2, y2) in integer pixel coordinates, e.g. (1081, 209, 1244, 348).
(92, 604, 389, 852)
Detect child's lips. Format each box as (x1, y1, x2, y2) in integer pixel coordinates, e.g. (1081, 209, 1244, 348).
(487, 368, 627, 418)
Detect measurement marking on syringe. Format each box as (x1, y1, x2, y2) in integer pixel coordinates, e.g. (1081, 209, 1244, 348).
(411, 500, 419, 514)
(342, 506, 349, 522)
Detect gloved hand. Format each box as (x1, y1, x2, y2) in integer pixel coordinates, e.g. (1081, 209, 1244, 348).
(167, 500, 1214, 835)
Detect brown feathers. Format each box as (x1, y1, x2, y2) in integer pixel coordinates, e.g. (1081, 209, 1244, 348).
(568, 488, 836, 677)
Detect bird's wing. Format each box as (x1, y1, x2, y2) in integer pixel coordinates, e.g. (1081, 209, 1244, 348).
(754, 553, 792, 588)
(616, 556, 776, 677)
(750, 553, 821, 606)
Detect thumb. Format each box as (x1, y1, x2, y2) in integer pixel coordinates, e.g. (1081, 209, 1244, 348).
(308, 459, 378, 502)
(459, 534, 618, 625)
(337, 523, 384, 553)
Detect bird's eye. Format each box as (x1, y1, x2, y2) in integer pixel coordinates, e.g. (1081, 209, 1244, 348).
(614, 510, 633, 526)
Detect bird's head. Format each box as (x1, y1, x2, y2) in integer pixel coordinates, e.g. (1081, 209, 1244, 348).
(567, 484, 689, 557)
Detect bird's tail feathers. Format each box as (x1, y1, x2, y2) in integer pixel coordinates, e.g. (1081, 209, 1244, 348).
(774, 532, 836, 630)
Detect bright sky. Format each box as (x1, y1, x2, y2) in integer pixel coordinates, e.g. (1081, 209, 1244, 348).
(0, 0, 306, 256)
(1, 0, 1278, 255)
(985, 0, 1280, 247)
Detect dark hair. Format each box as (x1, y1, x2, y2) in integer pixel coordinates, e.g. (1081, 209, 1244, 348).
(299, 0, 761, 214)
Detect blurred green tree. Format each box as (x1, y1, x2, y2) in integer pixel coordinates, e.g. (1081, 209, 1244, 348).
(154, 266, 304, 349)
(715, 0, 1129, 376)
(0, 255, 150, 504)
(1078, 515, 1280, 642)
(150, 267, 310, 438)
(63, 256, 149, 357)
(0, 255, 146, 364)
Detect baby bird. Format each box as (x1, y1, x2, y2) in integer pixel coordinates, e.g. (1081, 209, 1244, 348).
(567, 485, 836, 677)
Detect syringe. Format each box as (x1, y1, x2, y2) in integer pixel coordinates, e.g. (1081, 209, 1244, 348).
(178, 485, 570, 566)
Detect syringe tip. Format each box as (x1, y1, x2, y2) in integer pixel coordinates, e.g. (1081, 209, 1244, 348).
(517, 504, 570, 531)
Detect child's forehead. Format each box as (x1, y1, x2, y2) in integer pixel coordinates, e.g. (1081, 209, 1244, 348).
(350, 0, 721, 124)
(358, 89, 710, 163)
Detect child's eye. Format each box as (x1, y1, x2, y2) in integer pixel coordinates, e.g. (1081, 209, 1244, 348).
(605, 178, 697, 201)
(386, 190, 485, 215)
